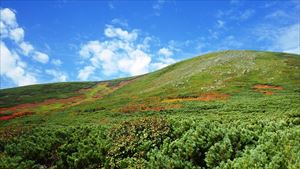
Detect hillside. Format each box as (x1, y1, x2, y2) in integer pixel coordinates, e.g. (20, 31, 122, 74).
(1, 50, 300, 168)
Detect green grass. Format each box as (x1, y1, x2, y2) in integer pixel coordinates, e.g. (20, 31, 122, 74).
(0, 50, 299, 168)
(0, 82, 98, 108)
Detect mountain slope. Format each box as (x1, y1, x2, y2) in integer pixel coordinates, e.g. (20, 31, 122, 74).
(0, 50, 299, 168)
(1, 50, 299, 123)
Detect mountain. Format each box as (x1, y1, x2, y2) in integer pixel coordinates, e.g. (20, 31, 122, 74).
(1, 50, 300, 168)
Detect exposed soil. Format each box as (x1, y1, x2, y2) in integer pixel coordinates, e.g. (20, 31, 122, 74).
(162, 93, 230, 103)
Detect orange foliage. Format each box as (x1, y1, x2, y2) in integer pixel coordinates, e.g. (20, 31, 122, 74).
(0, 111, 33, 121)
(162, 93, 230, 103)
(254, 84, 283, 90)
(253, 84, 283, 95)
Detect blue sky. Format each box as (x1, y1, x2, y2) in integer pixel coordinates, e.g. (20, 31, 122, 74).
(0, 0, 299, 88)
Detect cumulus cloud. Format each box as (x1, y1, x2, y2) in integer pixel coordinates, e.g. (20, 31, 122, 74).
(19, 41, 34, 55)
(78, 25, 176, 80)
(118, 49, 151, 75)
(0, 8, 57, 87)
(79, 40, 102, 59)
(158, 47, 173, 57)
(151, 57, 176, 70)
(0, 8, 50, 64)
(152, 47, 176, 69)
(78, 25, 151, 80)
(0, 8, 17, 27)
(9, 27, 24, 42)
(104, 25, 138, 41)
(33, 51, 49, 64)
(276, 23, 300, 54)
(254, 23, 300, 54)
(0, 8, 39, 86)
(0, 7, 51, 65)
(0, 41, 37, 86)
(45, 69, 67, 82)
(78, 66, 95, 81)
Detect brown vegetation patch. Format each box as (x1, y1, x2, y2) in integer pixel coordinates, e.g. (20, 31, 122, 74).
(0, 79, 138, 120)
(120, 103, 181, 113)
(162, 93, 230, 103)
(0, 126, 31, 141)
(0, 95, 84, 121)
(253, 84, 283, 95)
(0, 111, 33, 121)
(43, 95, 84, 105)
(254, 84, 283, 90)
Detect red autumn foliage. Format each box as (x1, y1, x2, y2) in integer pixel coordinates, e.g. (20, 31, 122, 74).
(0, 111, 33, 121)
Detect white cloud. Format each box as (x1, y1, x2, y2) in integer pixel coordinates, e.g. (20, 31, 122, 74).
(78, 66, 95, 81)
(79, 40, 102, 59)
(51, 59, 62, 66)
(118, 49, 151, 75)
(78, 25, 178, 80)
(0, 8, 55, 87)
(152, 47, 176, 69)
(0, 21, 9, 38)
(111, 18, 128, 27)
(0, 8, 54, 87)
(151, 56, 176, 70)
(78, 38, 151, 78)
(19, 41, 34, 55)
(33, 51, 49, 64)
(0, 8, 17, 27)
(158, 47, 173, 57)
(254, 23, 300, 54)
(104, 25, 138, 41)
(45, 69, 67, 82)
(1, 8, 50, 62)
(9, 27, 24, 42)
(0, 41, 37, 86)
(276, 23, 300, 54)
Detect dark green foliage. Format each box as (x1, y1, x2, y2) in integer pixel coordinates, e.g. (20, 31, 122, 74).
(1, 117, 299, 168)
(1, 126, 109, 169)
(146, 119, 300, 169)
(107, 117, 172, 168)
